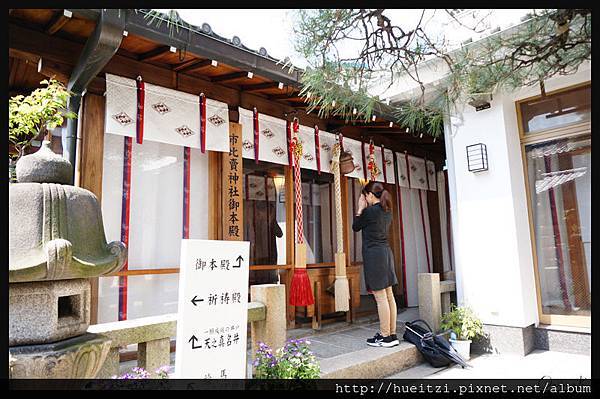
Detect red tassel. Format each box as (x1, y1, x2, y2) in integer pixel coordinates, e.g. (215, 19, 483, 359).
(289, 268, 314, 306)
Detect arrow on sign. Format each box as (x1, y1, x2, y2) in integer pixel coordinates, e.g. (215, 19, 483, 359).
(191, 295, 204, 306)
(234, 255, 243, 268)
(189, 335, 201, 349)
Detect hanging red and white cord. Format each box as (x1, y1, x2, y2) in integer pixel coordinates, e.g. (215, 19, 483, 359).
(182, 147, 191, 239)
(253, 107, 259, 164)
(314, 125, 321, 175)
(199, 93, 207, 153)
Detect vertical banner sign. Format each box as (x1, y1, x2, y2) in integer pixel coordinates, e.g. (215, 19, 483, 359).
(223, 124, 243, 240)
(175, 239, 250, 378)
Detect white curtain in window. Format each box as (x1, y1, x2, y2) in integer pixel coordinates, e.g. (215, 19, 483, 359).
(99, 133, 208, 323)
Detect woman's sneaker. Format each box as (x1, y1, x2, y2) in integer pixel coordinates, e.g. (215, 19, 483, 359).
(366, 332, 384, 347)
(367, 333, 399, 347)
(381, 335, 400, 347)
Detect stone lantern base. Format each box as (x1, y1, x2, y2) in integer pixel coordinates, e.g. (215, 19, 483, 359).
(9, 279, 90, 346)
(9, 333, 112, 379)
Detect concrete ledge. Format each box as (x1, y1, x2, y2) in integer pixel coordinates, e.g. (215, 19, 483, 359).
(247, 301, 266, 323)
(439, 280, 455, 293)
(534, 327, 591, 356)
(320, 342, 423, 379)
(88, 314, 177, 347)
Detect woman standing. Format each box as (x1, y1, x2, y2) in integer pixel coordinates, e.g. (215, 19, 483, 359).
(353, 181, 399, 347)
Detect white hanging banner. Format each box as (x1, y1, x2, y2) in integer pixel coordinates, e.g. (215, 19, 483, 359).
(105, 74, 230, 152)
(105, 74, 137, 138)
(426, 160, 437, 191)
(384, 148, 396, 185)
(238, 107, 289, 165)
(245, 175, 276, 201)
(396, 152, 410, 188)
(246, 175, 265, 201)
(407, 155, 428, 190)
(239, 107, 255, 160)
(298, 125, 318, 171)
(317, 130, 337, 174)
(204, 98, 230, 153)
(175, 239, 250, 379)
(144, 82, 201, 148)
(341, 138, 365, 180)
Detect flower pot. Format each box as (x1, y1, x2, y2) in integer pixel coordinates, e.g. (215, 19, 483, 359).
(449, 338, 471, 360)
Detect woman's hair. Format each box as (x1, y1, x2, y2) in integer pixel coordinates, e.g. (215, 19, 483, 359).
(362, 181, 392, 212)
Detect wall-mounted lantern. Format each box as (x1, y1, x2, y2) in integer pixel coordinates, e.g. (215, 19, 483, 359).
(466, 143, 488, 172)
(467, 93, 493, 111)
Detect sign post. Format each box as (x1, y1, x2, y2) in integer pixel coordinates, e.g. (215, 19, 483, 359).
(175, 239, 250, 378)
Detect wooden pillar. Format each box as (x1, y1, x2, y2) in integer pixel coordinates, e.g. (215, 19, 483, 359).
(78, 93, 106, 325)
(388, 185, 404, 303)
(427, 190, 444, 275)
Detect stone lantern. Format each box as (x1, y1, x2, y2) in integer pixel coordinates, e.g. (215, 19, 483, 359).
(9, 141, 127, 378)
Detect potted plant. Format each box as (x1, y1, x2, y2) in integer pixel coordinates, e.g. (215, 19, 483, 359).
(8, 79, 76, 182)
(440, 304, 484, 360)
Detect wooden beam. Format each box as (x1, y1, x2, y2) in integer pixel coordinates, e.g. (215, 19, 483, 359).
(138, 45, 172, 62)
(241, 82, 281, 93)
(268, 93, 302, 101)
(45, 10, 72, 35)
(211, 71, 249, 83)
(37, 58, 71, 83)
(9, 23, 328, 130)
(9, 48, 40, 64)
(10, 47, 72, 83)
(173, 58, 211, 73)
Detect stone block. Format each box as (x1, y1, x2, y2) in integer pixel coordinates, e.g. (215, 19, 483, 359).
(418, 273, 441, 332)
(138, 338, 171, 377)
(471, 323, 536, 356)
(250, 284, 286, 359)
(9, 279, 90, 346)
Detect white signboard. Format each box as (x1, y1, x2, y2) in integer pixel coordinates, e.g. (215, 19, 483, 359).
(175, 239, 250, 379)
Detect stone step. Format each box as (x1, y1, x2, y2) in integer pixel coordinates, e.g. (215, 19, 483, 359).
(320, 341, 423, 379)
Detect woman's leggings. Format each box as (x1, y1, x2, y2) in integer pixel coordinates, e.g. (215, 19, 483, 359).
(372, 286, 397, 337)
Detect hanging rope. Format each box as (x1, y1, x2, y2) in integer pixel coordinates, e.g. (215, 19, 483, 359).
(331, 142, 350, 311)
(289, 117, 314, 306)
(367, 140, 380, 181)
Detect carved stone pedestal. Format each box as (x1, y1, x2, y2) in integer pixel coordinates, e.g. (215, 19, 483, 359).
(9, 333, 112, 379)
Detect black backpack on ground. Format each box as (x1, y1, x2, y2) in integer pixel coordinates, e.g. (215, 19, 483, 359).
(403, 319, 468, 368)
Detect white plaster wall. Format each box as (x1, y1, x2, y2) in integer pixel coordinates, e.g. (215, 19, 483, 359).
(445, 62, 591, 328)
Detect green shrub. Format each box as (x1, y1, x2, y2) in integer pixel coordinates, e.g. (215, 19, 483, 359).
(440, 304, 484, 341)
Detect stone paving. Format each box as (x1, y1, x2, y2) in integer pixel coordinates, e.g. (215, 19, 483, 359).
(288, 307, 419, 360)
(117, 307, 420, 377)
(116, 305, 590, 380)
(387, 349, 591, 379)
